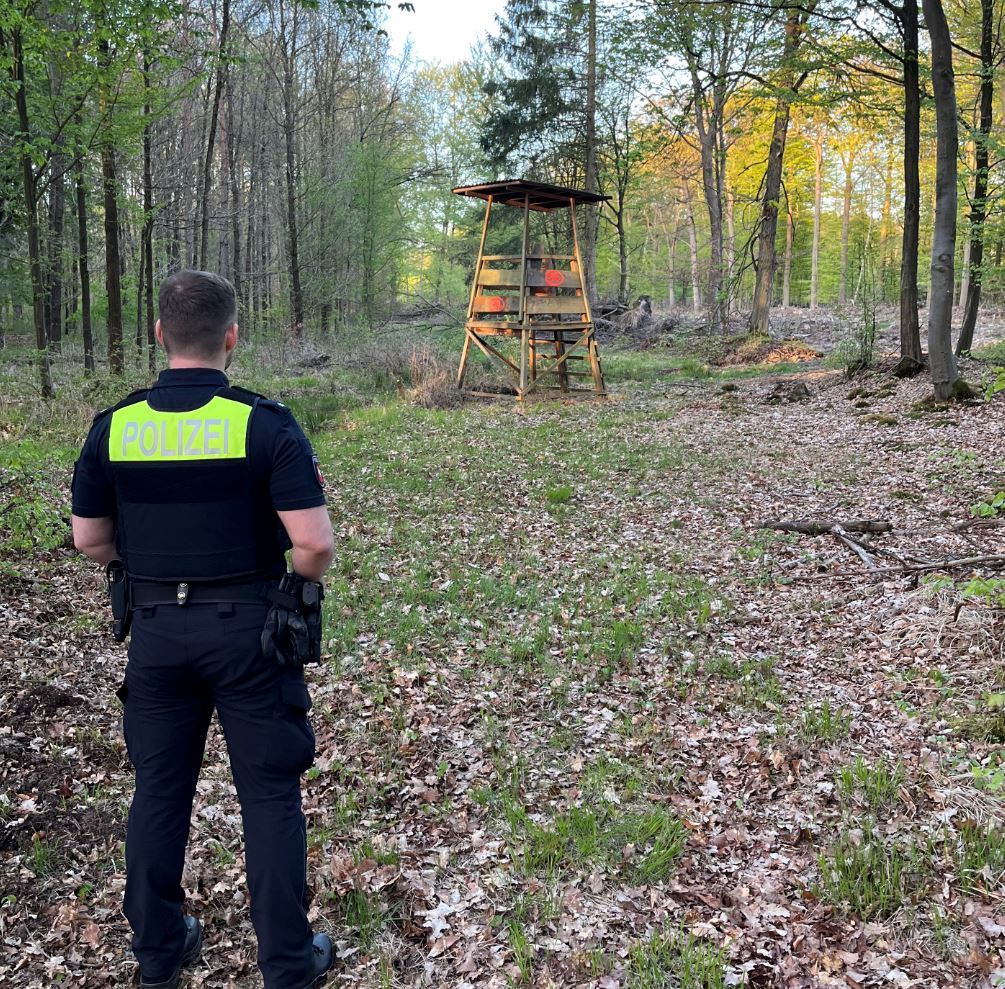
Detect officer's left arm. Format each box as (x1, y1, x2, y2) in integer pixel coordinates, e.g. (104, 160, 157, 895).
(71, 515, 117, 565)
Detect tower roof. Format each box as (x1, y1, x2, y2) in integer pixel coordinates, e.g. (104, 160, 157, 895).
(452, 179, 610, 211)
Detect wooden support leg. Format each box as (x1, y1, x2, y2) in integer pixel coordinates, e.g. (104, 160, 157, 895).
(519, 327, 530, 400)
(456, 330, 472, 389)
(588, 332, 605, 395)
(555, 331, 569, 392)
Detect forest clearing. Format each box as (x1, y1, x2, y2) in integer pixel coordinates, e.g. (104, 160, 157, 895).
(5, 0, 1005, 985)
(2, 323, 1004, 988)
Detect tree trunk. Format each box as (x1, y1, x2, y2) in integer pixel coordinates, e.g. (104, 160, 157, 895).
(685, 190, 702, 312)
(279, 1, 304, 334)
(687, 54, 724, 331)
(899, 0, 923, 364)
(226, 74, 243, 310)
(958, 236, 971, 310)
(666, 221, 677, 305)
(811, 133, 823, 309)
(839, 152, 854, 305)
(99, 38, 123, 374)
(581, 0, 599, 304)
(749, 100, 791, 334)
(143, 52, 156, 371)
(198, 0, 230, 271)
(747, 7, 814, 333)
(725, 182, 735, 282)
(879, 148, 893, 301)
(135, 234, 145, 349)
(47, 149, 65, 352)
(73, 110, 94, 374)
(782, 200, 794, 307)
(922, 0, 960, 400)
(7, 25, 53, 396)
(957, 0, 994, 356)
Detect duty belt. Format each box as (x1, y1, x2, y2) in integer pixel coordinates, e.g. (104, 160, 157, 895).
(129, 580, 272, 608)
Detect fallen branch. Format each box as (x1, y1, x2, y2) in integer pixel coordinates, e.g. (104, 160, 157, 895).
(760, 518, 894, 535)
(873, 554, 1005, 576)
(832, 524, 878, 570)
(952, 518, 1005, 532)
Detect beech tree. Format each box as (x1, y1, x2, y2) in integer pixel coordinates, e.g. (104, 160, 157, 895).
(922, 0, 960, 399)
(955, 0, 999, 356)
(748, 2, 816, 337)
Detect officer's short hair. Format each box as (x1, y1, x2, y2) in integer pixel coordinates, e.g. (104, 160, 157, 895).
(158, 270, 237, 358)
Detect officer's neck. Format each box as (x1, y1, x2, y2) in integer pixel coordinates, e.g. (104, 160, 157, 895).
(167, 352, 228, 373)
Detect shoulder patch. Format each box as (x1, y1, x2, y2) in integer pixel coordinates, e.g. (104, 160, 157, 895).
(225, 384, 269, 402)
(224, 385, 291, 416)
(255, 397, 294, 416)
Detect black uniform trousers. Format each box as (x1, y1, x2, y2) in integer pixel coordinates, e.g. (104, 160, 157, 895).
(120, 599, 316, 988)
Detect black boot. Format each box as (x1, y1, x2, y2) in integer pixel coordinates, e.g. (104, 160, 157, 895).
(139, 916, 203, 989)
(300, 932, 334, 989)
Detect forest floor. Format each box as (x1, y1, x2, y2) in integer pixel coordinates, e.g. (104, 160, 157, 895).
(1, 329, 1004, 988)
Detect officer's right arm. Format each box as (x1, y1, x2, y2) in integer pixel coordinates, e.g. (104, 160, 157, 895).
(277, 506, 334, 581)
(71, 418, 117, 566)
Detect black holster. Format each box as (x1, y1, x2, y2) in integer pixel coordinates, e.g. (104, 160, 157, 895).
(106, 560, 132, 642)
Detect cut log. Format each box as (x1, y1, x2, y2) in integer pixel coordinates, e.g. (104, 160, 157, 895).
(760, 519, 894, 535)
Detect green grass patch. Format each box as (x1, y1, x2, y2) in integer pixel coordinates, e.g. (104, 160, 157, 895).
(545, 483, 574, 504)
(951, 821, 1005, 894)
(625, 926, 727, 989)
(817, 824, 928, 919)
(28, 836, 58, 877)
(500, 801, 686, 883)
(799, 699, 852, 743)
(835, 756, 905, 812)
(333, 888, 397, 948)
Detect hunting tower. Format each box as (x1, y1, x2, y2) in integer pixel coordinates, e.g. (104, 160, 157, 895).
(453, 180, 609, 400)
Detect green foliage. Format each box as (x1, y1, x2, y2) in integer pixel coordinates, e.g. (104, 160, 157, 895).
(29, 836, 57, 877)
(545, 483, 574, 504)
(799, 699, 852, 743)
(625, 926, 727, 989)
(817, 823, 928, 919)
(507, 919, 535, 983)
(955, 692, 1005, 742)
(960, 577, 1005, 608)
(951, 822, 1005, 894)
(970, 491, 1005, 518)
(836, 756, 905, 812)
(498, 799, 686, 883)
(0, 441, 72, 559)
(984, 366, 1005, 400)
(334, 888, 396, 948)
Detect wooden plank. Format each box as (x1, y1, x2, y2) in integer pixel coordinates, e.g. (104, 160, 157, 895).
(465, 196, 493, 322)
(525, 269, 581, 288)
(477, 268, 581, 289)
(456, 330, 473, 388)
(480, 254, 575, 262)
(465, 322, 521, 335)
(473, 295, 520, 314)
(525, 296, 590, 314)
(477, 269, 523, 288)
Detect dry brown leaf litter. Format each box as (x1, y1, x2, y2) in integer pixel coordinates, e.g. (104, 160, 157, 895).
(1, 366, 1003, 988)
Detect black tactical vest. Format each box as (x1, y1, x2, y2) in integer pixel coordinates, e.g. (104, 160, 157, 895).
(104, 386, 288, 582)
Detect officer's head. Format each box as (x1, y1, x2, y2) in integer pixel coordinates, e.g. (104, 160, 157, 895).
(156, 270, 238, 367)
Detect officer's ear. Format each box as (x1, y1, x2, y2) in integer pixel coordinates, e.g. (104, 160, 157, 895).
(155, 320, 167, 352)
(224, 323, 239, 354)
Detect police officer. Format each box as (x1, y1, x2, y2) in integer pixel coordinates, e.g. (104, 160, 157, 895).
(70, 270, 336, 989)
